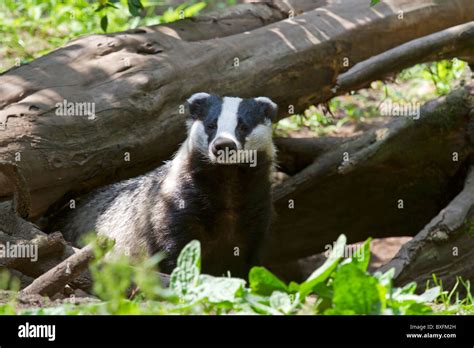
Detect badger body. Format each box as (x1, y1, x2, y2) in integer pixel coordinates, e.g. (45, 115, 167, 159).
(53, 93, 277, 277)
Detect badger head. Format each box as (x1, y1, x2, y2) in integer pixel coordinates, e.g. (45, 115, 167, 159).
(185, 92, 277, 165)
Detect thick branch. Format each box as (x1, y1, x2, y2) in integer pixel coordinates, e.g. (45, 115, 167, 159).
(336, 21, 474, 92)
(379, 166, 474, 288)
(21, 244, 97, 296)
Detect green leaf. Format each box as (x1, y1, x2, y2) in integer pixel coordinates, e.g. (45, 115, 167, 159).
(370, 0, 380, 6)
(106, 2, 119, 9)
(352, 238, 371, 271)
(373, 267, 395, 288)
(288, 281, 300, 293)
(312, 282, 333, 300)
(404, 302, 433, 315)
(177, 240, 201, 271)
(269, 291, 293, 314)
(169, 240, 201, 296)
(100, 15, 108, 32)
(331, 263, 382, 314)
(127, 0, 144, 16)
(183, 2, 206, 17)
(192, 275, 245, 304)
(249, 266, 288, 296)
(299, 234, 346, 298)
(418, 286, 440, 302)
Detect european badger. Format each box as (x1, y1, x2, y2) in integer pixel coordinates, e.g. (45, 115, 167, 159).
(54, 93, 277, 277)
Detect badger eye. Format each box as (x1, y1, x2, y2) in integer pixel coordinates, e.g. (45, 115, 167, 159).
(238, 123, 248, 132)
(207, 122, 217, 130)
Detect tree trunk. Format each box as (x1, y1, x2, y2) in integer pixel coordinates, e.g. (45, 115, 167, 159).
(1, 0, 474, 220)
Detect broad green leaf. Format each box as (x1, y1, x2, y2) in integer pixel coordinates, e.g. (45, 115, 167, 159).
(352, 238, 372, 271)
(269, 291, 293, 314)
(312, 282, 333, 300)
(169, 266, 198, 297)
(244, 293, 282, 315)
(192, 275, 245, 304)
(299, 234, 346, 298)
(249, 266, 288, 296)
(331, 263, 382, 315)
(373, 267, 395, 288)
(418, 286, 440, 302)
(404, 303, 433, 315)
(177, 240, 201, 271)
(288, 281, 300, 293)
(169, 240, 201, 296)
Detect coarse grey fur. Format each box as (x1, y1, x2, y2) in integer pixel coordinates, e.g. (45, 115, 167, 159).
(50, 93, 278, 277)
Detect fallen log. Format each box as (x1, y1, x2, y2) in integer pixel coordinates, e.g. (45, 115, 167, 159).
(379, 166, 474, 289)
(335, 21, 474, 93)
(265, 85, 474, 264)
(0, 163, 93, 291)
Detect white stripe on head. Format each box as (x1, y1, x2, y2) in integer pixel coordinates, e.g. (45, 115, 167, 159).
(214, 96, 242, 149)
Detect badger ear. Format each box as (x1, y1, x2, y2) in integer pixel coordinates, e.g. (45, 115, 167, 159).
(186, 92, 211, 120)
(255, 96, 278, 123)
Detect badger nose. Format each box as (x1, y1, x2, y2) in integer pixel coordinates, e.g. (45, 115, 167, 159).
(212, 137, 237, 156)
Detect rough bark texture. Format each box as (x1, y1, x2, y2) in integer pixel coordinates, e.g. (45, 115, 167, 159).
(264, 86, 474, 264)
(1, 0, 474, 220)
(379, 166, 474, 289)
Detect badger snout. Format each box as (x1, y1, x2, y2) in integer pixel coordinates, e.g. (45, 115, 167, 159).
(211, 137, 238, 157)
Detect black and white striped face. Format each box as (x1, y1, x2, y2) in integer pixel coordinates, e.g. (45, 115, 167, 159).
(185, 93, 277, 165)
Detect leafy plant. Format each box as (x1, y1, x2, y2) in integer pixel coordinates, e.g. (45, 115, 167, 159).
(0, 0, 206, 72)
(2, 235, 472, 315)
